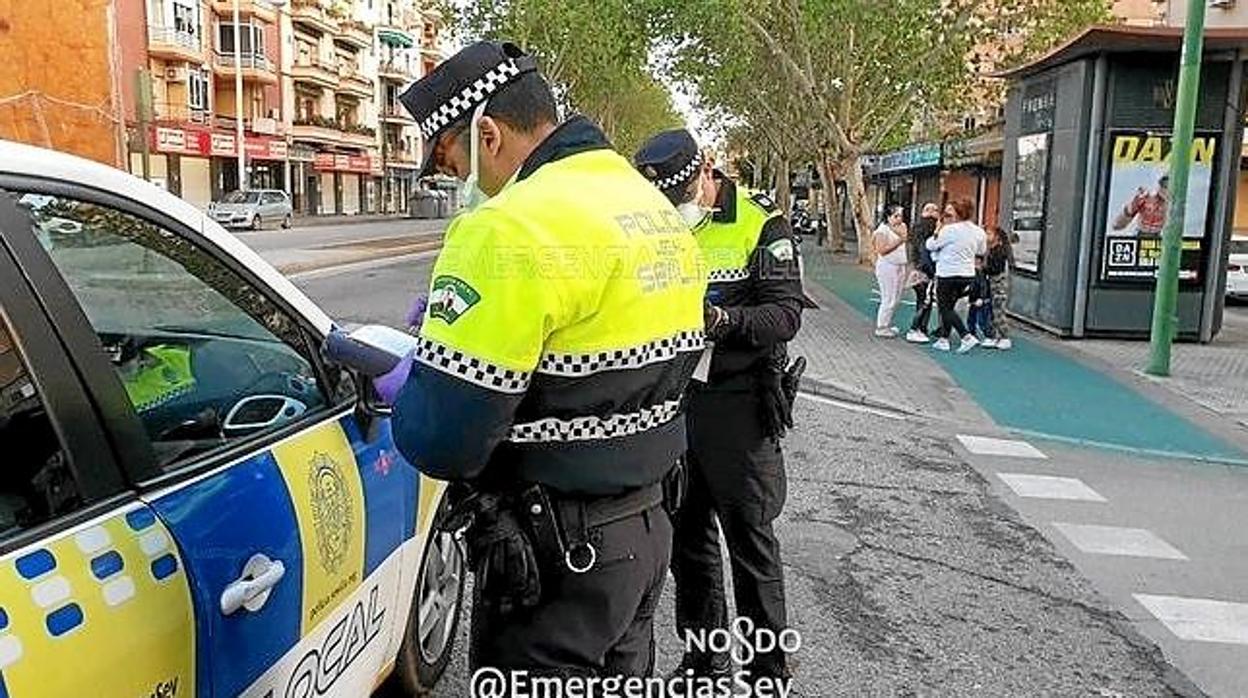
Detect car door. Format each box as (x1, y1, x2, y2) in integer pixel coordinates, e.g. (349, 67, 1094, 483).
(0, 198, 196, 698)
(0, 184, 414, 697)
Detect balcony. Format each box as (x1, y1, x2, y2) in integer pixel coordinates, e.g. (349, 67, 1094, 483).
(340, 125, 377, 149)
(213, 52, 278, 84)
(291, 58, 339, 89)
(378, 59, 416, 83)
(152, 102, 212, 125)
(379, 104, 415, 124)
(337, 20, 372, 49)
(290, 0, 338, 34)
(336, 70, 374, 99)
(148, 25, 204, 63)
(290, 116, 375, 148)
(211, 0, 278, 24)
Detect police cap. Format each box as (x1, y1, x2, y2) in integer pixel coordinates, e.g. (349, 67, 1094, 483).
(400, 41, 538, 177)
(633, 129, 702, 196)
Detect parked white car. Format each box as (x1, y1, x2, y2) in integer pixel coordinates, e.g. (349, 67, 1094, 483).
(209, 189, 293, 230)
(1227, 237, 1248, 301)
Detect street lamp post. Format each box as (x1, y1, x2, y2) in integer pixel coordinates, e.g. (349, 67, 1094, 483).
(233, 0, 246, 191)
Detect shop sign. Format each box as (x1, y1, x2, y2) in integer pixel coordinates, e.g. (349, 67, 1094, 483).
(150, 125, 286, 161)
(211, 133, 236, 157)
(873, 143, 941, 175)
(314, 152, 375, 173)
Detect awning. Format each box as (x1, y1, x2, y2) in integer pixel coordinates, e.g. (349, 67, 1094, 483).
(378, 28, 415, 48)
(995, 25, 1248, 80)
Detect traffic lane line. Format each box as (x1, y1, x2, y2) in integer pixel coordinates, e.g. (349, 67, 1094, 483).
(285, 248, 441, 281)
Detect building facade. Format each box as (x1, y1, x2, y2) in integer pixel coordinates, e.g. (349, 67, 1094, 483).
(122, 0, 445, 214)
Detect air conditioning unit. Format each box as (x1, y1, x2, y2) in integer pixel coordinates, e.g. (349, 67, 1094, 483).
(165, 66, 188, 82)
(1210, 0, 1236, 8)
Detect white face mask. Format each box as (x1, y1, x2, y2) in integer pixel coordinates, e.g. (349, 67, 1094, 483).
(676, 201, 710, 228)
(461, 100, 491, 211)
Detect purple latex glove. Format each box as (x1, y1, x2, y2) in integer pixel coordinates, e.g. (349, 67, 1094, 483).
(405, 294, 429, 333)
(373, 350, 414, 404)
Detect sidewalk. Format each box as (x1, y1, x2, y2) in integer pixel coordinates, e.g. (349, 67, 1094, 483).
(793, 245, 1248, 465)
(290, 212, 449, 228)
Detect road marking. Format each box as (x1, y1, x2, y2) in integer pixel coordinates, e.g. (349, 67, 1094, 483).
(1052, 523, 1188, 560)
(1134, 594, 1248, 644)
(796, 391, 908, 420)
(286, 248, 441, 281)
(957, 435, 1048, 459)
(996, 473, 1107, 502)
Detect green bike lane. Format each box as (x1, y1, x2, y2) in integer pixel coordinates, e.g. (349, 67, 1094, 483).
(804, 251, 1246, 465)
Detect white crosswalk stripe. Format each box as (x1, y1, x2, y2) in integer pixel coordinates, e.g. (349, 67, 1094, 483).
(1134, 594, 1248, 645)
(958, 435, 1048, 459)
(1052, 523, 1188, 560)
(996, 473, 1107, 502)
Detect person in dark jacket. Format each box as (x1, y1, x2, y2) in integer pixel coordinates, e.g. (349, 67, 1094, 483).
(905, 202, 940, 343)
(983, 225, 1014, 350)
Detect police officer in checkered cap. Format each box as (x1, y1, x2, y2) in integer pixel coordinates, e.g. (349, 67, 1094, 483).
(380, 42, 707, 682)
(636, 129, 808, 684)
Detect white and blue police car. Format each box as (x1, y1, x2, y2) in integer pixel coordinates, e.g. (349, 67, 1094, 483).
(0, 140, 464, 697)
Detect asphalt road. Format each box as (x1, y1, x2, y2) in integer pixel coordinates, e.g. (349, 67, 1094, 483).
(290, 255, 1200, 697)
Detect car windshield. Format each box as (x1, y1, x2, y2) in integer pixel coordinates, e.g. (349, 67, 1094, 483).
(221, 191, 260, 204)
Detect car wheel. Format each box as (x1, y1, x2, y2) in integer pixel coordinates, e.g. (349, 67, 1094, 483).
(252, 215, 263, 231)
(385, 494, 466, 696)
(282, 213, 292, 229)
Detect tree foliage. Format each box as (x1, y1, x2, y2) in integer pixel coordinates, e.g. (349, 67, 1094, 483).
(456, 0, 682, 154)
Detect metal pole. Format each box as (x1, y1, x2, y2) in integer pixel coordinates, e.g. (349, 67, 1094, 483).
(1146, 0, 1207, 376)
(233, 0, 247, 191)
(135, 68, 152, 181)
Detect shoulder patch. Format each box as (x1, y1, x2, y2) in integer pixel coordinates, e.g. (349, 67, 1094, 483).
(429, 275, 481, 325)
(748, 192, 778, 213)
(766, 238, 796, 262)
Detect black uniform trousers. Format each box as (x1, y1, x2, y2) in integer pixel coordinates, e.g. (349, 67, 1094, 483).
(672, 388, 788, 677)
(469, 505, 672, 677)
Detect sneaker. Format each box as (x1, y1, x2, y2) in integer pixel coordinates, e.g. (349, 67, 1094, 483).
(957, 336, 980, 354)
(981, 338, 998, 348)
(995, 338, 1013, 350)
(873, 327, 898, 338)
(667, 652, 733, 680)
(905, 330, 929, 343)
(932, 338, 951, 351)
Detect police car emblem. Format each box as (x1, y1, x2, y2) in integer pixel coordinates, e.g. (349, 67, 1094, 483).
(429, 275, 481, 325)
(309, 451, 353, 574)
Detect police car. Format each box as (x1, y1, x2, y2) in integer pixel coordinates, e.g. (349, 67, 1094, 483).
(0, 140, 464, 697)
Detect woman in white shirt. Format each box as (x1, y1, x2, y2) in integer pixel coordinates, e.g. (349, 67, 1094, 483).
(925, 198, 987, 353)
(872, 206, 909, 337)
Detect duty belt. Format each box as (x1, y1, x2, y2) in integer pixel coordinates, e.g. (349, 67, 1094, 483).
(521, 482, 665, 575)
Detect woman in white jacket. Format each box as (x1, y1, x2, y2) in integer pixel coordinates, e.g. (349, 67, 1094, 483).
(925, 198, 987, 353)
(872, 205, 910, 337)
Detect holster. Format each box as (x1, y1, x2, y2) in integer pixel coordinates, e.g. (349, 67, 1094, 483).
(662, 458, 688, 517)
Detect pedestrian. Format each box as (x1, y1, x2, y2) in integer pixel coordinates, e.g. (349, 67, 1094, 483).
(984, 225, 1014, 350)
(872, 205, 909, 337)
(925, 198, 987, 353)
(634, 129, 808, 684)
(905, 202, 940, 342)
(965, 256, 994, 342)
(380, 42, 707, 678)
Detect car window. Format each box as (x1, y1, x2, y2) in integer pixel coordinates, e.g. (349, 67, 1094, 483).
(0, 306, 81, 537)
(222, 191, 260, 204)
(1229, 240, 1248, 256)
(16, 192, 329, 470)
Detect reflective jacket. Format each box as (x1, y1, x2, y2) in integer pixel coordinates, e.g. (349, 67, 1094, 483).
(392, 117, 707, 495)
(696, 172, 805, 389)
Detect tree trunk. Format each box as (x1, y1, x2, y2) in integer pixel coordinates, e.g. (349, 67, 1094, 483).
(818, 156, 846, 251)
(775, 155, 791, 214)
(841, 155, 875, 265)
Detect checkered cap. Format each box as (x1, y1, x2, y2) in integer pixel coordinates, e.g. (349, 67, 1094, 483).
(507, 399, 684, 444)
(399, 41, 538, 177)
(634, 128, 701, 195)
(412, 336, 531, 394)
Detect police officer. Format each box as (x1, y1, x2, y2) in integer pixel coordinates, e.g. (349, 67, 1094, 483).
(381, 43, 707, 677)
(635, 129, 807, 681)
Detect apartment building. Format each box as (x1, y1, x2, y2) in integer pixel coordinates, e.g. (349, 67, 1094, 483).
(118, 0, 443, 214)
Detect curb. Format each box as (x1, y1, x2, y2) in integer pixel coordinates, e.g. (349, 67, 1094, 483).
(289, 214, 446, 229)
(797, 375, 918, 418)
(275, 240, 442, 275)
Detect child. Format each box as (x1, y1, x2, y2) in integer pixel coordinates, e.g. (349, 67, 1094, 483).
(966, 256, 996, 345)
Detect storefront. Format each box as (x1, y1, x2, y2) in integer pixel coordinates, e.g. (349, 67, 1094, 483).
(942, 129, 1004, 230)
(313, 152, 378, 216)
(865, 143, 942, 223)
(133, 125, 287, 209)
